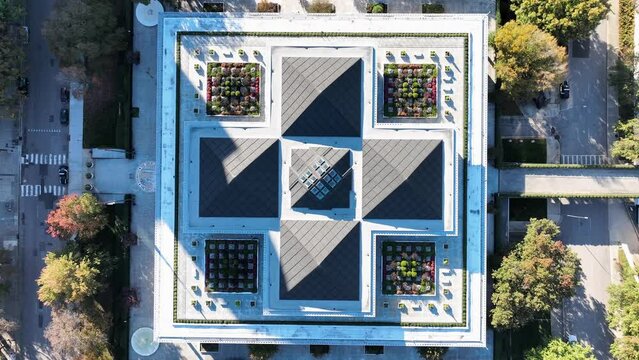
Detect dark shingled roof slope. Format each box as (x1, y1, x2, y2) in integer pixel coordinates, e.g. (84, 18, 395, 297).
(289, 147, 352, 210)
(362, 139, 443, 220)
(279, 221, 360, 301)
(199, 138, 279, 218)
(281, 57, 362, 137)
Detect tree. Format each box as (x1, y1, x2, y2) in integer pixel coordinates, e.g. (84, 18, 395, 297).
(491, 218, 580, 329)
(511, 0, 610, 41)
(37, 252, 102, 307)
(248, 344, 278, 360)
(0, 310, 17, 334)
(494, 21, 567, 100)
(42, 0, 126, 72)
(417, 346, 448, 360)
(607, 254, 639, 359)
(525, 338, 595, 359)
(611, 336, 639, 360)
(44, 307, 112, 360)
(46, 193, 108, 240)
(611, 119, 639, 163)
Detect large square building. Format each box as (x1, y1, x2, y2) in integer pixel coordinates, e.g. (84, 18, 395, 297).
(155, 13, 488, 347)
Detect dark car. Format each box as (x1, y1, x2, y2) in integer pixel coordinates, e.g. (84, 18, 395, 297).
(559, 81, 570, 99)
(60, 108, 69, 125)
(60, 87, 69, 102)
(58, 166, 68, 185)
(16, 77, 29, 96)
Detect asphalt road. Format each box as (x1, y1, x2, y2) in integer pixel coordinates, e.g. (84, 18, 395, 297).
(560, 200, 614, 360)
(18, 0, 68, 358)
(556, 21, 609, 156)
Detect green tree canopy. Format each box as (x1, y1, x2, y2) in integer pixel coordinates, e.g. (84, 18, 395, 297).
(495, 21, 567, 100)
(607, 254, 639, 359)
(42, 0, 126, 71)
(46, 193, 108, 240)
(37, 252, 102, 307)
(511, 0, 610, 41)
(491, 218, 580, 329)
(611, 119, 639, 163)
(611, 336, 639, 360)
(45, 307, 112, 360)
(525, 338, 595, 359)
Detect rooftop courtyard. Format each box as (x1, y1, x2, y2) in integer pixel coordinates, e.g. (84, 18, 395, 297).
(156, 13, 488, 347)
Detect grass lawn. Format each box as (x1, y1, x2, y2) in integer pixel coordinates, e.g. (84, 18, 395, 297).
(509, 198, 547, 222)
(493, 315, 551, 360)
(501, 138, 546, 163)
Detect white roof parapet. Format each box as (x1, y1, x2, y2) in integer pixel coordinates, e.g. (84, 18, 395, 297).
(154, 13, 488, 347)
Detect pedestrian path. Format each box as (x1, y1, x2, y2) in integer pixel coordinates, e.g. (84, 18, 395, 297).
(27, 128, 62, 134)
(20, 184, 66, 197)
(21, 153, 67, 165)
(561, 154, 609, 165)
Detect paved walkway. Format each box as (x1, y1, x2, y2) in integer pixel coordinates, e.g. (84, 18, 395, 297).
(499, 168, 639, 196)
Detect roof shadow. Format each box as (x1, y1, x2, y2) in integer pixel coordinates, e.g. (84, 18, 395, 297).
(199, 138, 279, 217)
(282, 57, 362, 137)
(279, 221, 360, 301)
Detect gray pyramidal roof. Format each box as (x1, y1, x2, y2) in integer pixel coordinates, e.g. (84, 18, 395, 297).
(199, 137, 279, 218)
(281, 57, 362, 137)
(279, 220, 360, 301)
(362, 139, 443, 220)
(289, 147, 352, 210)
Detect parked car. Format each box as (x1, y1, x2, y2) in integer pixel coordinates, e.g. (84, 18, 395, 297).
(58, 166, 68, 185)
(559, 80, 570, 99)
(60, 108, 69, 125)
(60, 87, 69, 102)
(16, 77, 29, 96)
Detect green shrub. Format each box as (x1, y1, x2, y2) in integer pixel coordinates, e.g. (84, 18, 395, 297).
(249, 344, 278, 360)
(417, 347, 448, 360)
(422, 3, 444, 13)
(308, 0, 334, 13)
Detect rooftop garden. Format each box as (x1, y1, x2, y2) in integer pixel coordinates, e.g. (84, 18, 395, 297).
(206, 62, 261, 116)
(383, 64, 438, 118)
(381, 241, 435, 295)
(205, 239, 258, 293)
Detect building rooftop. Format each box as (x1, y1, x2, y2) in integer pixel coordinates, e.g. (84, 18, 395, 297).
(156, 13, 488, 347)
(198, 137, 279, 218)
(281, 57, 362, 137)
(363, 139, 443, 220)
(289, 147, 352, 210)
(279, 220, 360, 301)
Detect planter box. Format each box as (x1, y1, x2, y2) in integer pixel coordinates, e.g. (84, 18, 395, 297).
(366, 2, 387, 13)
(256, 1, 280, 12)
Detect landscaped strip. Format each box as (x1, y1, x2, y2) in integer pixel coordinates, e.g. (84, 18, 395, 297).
(172, 31, 471, 328)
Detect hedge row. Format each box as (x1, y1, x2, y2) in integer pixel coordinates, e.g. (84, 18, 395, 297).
(619, 0, 635, 61)
(172, 31, 473, 328)
(499, 192, 639, 199)
(499, 162, 636, 169)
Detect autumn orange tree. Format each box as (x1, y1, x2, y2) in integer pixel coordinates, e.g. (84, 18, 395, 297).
(46, 193, 108, 240)
(491, 218, 580, 329)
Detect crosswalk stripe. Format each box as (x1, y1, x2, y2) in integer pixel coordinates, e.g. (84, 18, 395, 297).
(21, 184, 64, 198)
(21, 153, 68, 165)
(561, 154, 608, 165)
